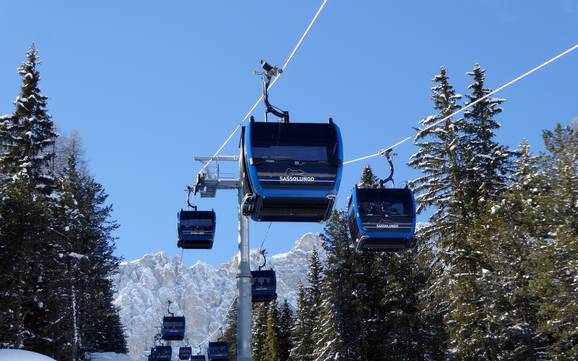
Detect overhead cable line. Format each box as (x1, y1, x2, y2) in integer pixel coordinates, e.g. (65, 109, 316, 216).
(344, 43, 578, 165)
(196, 0, 331, 176)
(258, 222, 273, 251)
(193, 296, 237, 350)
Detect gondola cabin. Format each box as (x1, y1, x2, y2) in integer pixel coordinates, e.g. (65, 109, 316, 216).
(151, 346, 172, 361)
(179, 346, 193, 360)
(348, 186, 416, 251)
(177, 209, 216, 249)
(161, 316, 186, 341)
(191, 356, 207, 361)
(251, 270, 277, 302)
(241, 120, 343, 222)
(207, 342, 230, 361)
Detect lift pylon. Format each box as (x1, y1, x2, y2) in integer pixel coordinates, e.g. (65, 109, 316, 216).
(192, 155, 251, 361)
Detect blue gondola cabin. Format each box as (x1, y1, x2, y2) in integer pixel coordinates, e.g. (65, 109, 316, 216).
(208, 341, 230, 361)
(151, 346, 172, 361)
(348, 186, 416, 251)
(179, 346, 193, 360)
(251, 270, 277, 302)
(161, 316, 186, 341)
(241, 119, 343, 222)
(177, 209, 216, 249)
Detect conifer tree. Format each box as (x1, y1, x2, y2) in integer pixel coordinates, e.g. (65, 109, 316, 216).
(408, 66, 466, 240)
(409, 65, 515, 359)
(277, 300, 293, 361)
(264, 301, 280, 361)
(0, 114, 15, 179)
(76, 174, 126, 353)
(315, 211, 360, 361)
(0, 44, 61, 356)
(306, 249, 323, 321)
(0, 46, 126, 358)
(2, 44, 57, 190)
(253, 303, 269, 361)
(461, 63, 512, 213)
(293, 249, 323, 361)
(0, 178, 52, 350)
(221, 300, 238, 361)
(530, 124, 578, 360)
(485, 140, 544, 359)
(289, 284, 313, 361)
(359, 165, 377, 188)
(50, 148, 85, 360)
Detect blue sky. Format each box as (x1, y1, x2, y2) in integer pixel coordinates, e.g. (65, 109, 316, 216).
(0, 1, 576, 266)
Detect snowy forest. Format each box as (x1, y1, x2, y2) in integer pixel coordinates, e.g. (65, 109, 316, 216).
(0, 46, 127, 359)
(220, 66, 577, 361)
(1, 45, 577, 361)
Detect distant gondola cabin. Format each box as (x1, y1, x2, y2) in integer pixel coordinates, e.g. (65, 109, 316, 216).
(177, 209, 216, 249)
(151, 346, 172, 361)
(207, 341, 230, 361)
(178, 346, 193, 360)
(161, 316, 186, 341)
(251, 270, 277, 302)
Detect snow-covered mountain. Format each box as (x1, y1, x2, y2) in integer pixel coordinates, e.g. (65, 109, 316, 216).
(113, 233, 323, 359)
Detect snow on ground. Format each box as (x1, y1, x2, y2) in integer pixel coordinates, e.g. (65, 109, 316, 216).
(88, 353, 135, 361)
(0, 350, 56, 361)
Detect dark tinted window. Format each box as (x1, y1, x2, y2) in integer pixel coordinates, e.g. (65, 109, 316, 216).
(250, 123, 340, 162)
(163, 317, 185, 329)
(181, 219, 213, 227)
(356, 189, 413, 217)
(359, 201, 408, 216)
(180, 211, 214, 220)
(252, 145, 329, 161)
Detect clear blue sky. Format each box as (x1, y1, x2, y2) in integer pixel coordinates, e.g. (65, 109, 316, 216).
(0, 1, 576, 266)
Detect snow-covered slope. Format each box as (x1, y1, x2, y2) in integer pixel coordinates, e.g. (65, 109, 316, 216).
(88, 353, 134, 361)
(113, 233, 323, 359)
(0, 350, 56, 361)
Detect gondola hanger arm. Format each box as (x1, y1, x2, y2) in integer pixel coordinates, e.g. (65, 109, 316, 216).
(167, 300, 174, 317)
(258, 60, 289, 123)
(186, 186, 198, 210)
(377, 149, 396, 188)
(258, 248, 267, 271)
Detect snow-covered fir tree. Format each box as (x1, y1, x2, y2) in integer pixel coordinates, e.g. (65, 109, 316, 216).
(314, 211, 357, 361)
(0, 44, 60, 355)
(529, 124, 577, 360)
(265, 301, 280, 361)
(289, 283, 314, 361)
(461, 63, 512, 213)
(359, 165, 377, 188)
(0, 45, 126, 360)
(1, 44, 57, 191)
(221, 300, 238, 361)
(253, 303, 269, 361)
(408, 66, 465, 240)
(277, 300, 293, 361)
